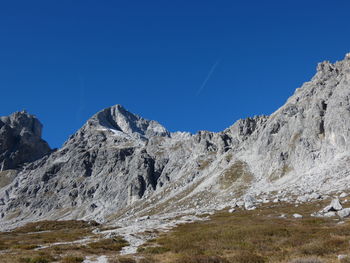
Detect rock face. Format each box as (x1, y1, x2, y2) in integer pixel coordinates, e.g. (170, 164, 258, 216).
(2, 54, 350, 228)
(0, 111, 51, 171)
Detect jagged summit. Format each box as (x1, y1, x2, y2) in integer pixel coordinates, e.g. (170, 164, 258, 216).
(84, 104, 170, 139)
(0, 111, 43, 137)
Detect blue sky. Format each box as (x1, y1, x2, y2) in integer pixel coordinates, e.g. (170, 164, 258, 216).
(1, 1, 350, 148)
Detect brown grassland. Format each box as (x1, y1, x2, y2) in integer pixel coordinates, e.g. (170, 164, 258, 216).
(137, 200, 350, 263)
(2, 200, 350, 262)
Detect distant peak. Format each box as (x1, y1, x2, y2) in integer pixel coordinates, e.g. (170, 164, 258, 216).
(87, 104, 170, 139)
(0, 111, 44, 138)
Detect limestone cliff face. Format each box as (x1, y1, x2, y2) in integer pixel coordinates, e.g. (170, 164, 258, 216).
(1, 54, 350, 228)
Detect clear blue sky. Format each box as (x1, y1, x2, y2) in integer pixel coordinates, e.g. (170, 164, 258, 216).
(1, 1, 350, 148)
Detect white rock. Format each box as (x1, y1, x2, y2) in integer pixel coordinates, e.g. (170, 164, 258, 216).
(273, 198, 279, 203)
(279, 214, 287, 218)
(236, 201, 244, 207)
(309, 192, 321, 200)
(338, 254, 348, 260)
(247, 206, 256, 211)
(321, 205, 333, 213)
(323, 211, 336, 217)
(228, 208, 235, 213)
(330, 198, 343, 211)
(337, 208, 350, 218)
(293, 213, 303, 219)
(322, 199, 343, 213)
(262, 198, 270, 204)
(244, 195, 256, 210)
(297, 195, 309, 203)
(340, 192, 348, 198)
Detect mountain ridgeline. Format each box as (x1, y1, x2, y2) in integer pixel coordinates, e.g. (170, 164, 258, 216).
(1, 54, 350, 228)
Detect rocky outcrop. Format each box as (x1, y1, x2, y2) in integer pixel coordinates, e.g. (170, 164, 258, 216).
(0, 111, 51, 171)
(2, 54, 350, 228)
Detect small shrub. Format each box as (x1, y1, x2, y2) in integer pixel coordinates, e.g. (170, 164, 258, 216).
(299, 237, 347, 256)
(110, 256, 136, 263)
(339, 257, 350, 263)
(300, 242, 326, 256)
(228, 252, 266, 263)
(18, 254, 54, 263)
(175, 255, 229, 263)
(29, 256, 50, 263)
(289, 257, 324, 263)
(61, 256, 84, 263)
(88, 237, 128, 252)
(138, 246, 170, 254)
(12, 244, 39, 250)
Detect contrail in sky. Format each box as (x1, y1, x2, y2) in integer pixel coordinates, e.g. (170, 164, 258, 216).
(196, 59, 221, 96)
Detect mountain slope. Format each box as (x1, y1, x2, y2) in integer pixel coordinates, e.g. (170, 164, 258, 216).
(1, 54, 350, 230)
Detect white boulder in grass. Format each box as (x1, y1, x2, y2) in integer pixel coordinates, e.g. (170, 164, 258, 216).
(228, 208, 236, 213)
(293, 213, 303, 219)
(340, 192, 348, 198)
(322, 198, 343, 213)
(244, 195, 256, 210)
(323, 211, 336, 217)
(337, 208, 350, 218)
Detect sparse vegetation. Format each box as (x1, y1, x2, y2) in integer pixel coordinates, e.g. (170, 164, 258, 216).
(138, 200, 350, 263)
(289, 257, 324, 263)
(109, 256, 137, 263)
(18, 253, 54, 263)
(219, 161, 253, 191)
(0, 220, 128, 263)
(61, 255, 84, 263)
(87, 237, 129, 252)
(137, 246, 170, 254)
(3, 201, 350, 263)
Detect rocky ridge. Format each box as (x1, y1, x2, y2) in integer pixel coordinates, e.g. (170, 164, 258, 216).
(1, 54, 350, 248)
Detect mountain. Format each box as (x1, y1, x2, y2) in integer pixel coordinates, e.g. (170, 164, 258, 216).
(1, 54, 350, 231)
(0, 111, 51, 171)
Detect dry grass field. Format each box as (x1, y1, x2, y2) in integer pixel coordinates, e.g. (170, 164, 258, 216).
(137, 200, 350, 263)
(2, 200, 350, 263)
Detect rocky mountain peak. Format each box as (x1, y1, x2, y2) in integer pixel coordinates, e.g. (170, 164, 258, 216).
(0, 111, 51, 171)
(86, 104, 170, 139)
(0, 111, 43, 137)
